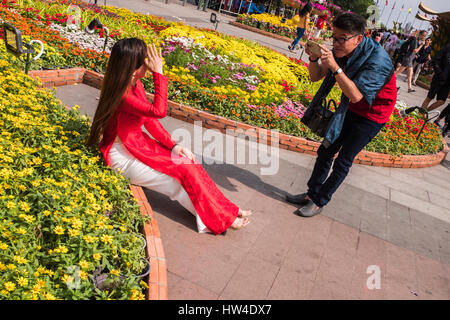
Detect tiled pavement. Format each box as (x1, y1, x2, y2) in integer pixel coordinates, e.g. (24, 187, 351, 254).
(53, 0, 450, 299)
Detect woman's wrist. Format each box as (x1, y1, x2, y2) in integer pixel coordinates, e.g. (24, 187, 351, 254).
(309, 57, 319, 62)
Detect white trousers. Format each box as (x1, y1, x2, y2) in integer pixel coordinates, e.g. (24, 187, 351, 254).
(108, 140, 210, 233)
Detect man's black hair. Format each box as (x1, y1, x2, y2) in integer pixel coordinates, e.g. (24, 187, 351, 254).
(332, 12, 367, 35)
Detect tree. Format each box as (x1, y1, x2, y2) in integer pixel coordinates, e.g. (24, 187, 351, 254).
(333, 0, 375, 18)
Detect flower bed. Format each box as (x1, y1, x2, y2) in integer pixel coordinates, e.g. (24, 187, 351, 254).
(0, 55, 151, 299)
(236, 13, 298, 39)
(0, 0, 445, 157)
(34, 66, 447, 168)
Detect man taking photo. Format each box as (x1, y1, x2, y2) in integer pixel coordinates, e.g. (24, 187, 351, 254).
(286, 12, 397, 217)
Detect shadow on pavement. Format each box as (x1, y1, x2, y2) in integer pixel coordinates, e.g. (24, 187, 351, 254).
(142, 155, 312, 231)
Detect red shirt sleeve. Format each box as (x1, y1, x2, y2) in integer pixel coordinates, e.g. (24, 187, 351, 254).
(121, 72, 168, 118)
(143, 118, 177, 150)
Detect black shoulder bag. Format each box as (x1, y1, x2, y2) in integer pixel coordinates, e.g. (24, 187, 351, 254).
(301, 98, 337, 137)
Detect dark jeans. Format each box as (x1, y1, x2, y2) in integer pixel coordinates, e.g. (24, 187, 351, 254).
(307, 110, 384, 207)
(291, 27, 306, 47)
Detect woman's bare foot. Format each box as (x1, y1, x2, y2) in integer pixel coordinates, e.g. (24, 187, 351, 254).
(238, 209, 253, 218)
(230, 217, 250, 230)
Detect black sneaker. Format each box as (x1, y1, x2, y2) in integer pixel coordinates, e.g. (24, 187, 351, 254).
(285, 192, 309, 206)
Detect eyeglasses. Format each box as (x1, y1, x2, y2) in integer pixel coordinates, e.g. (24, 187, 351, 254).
(331, 34, 359, 45)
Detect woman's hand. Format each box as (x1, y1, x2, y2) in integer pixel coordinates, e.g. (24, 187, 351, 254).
(172, 145, 196, 162)
(145, 43, 163, 75)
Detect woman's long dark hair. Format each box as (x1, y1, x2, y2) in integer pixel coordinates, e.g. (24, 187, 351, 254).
(298, 1, 313, 17)
(86, 38, 148, 147)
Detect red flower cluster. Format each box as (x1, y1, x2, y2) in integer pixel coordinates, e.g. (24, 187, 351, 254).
(280, 80, 294, 92)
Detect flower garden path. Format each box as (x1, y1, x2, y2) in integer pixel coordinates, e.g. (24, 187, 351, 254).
(55, 78, 450, 299)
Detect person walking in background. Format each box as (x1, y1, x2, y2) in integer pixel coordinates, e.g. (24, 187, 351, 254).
(313, 11, 328, 39)
(288, 1, 312, 52)
(86, 38, 252, 235)
(412, 37, 432, 86)
(395, 30, 428, 93)
(385, 32, 399, 57)
(393, 34, 406, 65)
(286, 12, 397, 217)
(421, 42, 450, 112)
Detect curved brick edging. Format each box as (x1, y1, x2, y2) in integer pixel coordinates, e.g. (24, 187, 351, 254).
(28, 67, 449, 168)
(229, 21, 295, 43)
(130, 185, 168, 300)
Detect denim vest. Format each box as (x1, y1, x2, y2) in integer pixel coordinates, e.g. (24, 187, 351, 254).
(302, 37, 394, 148)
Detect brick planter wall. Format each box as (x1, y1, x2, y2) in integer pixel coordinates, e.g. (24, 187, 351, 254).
(28, 67, 449, 168)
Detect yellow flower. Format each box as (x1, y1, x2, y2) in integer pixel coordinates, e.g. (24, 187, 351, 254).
(71, 218, 83, 229)
(110, 269, 120, 276)
(0, 242, 8, 250)
(13, 255, 28, 264)
(53, 225, 65, 235)
(56, 245, 68, 254)
(68, 228, 80, 237)
(83, 235, 96, 243)
(43, 292, 57, 300)
(100, 234, 113, 245)
(79, 271, 88, 280)
(79, 260, 90, 270)
(6, 201, 16, 209)
(4, 282, 16, 292)
(130, 288, 145, 300)
(93, 253, 102, 261)
(16, 227, 26, 235)
(61, 274, 73, 284)
(17, 277, 28, 287)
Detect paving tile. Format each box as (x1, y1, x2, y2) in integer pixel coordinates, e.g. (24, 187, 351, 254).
(351, 166, 430, 202)
(309, 276, 353, 300)
(360, 211, 389, 241)
(385, 242, 418, 283)
(250, 210, 300, 266)
(420, 171, 450, 191)
(218, 254, 280, 300)
(390, 170, 450, 201)
(266, 266, 315, 300)
(412, 227, 442, 261)
(428, 192, 450, 211)
(387, 201, 411, 226)
(386, 220, 416, 252)
(183, 242, 248, 294)
(314, 249, 355, 287)
(355, 232, 387, 264)
(168, 276, 219, 300)
(282, 232, 329, 281)
(323, 198, 362, 230)
(390, 189, 450, 224)
(384, 279, 420, 300)
(414, 254, 450, 299)
(437, 238, 450, 265)
(343, 173, 390, 199)
(324, 220, 360, 257)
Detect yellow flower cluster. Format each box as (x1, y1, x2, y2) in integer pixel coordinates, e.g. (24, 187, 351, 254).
(0, 52, 148, 300)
